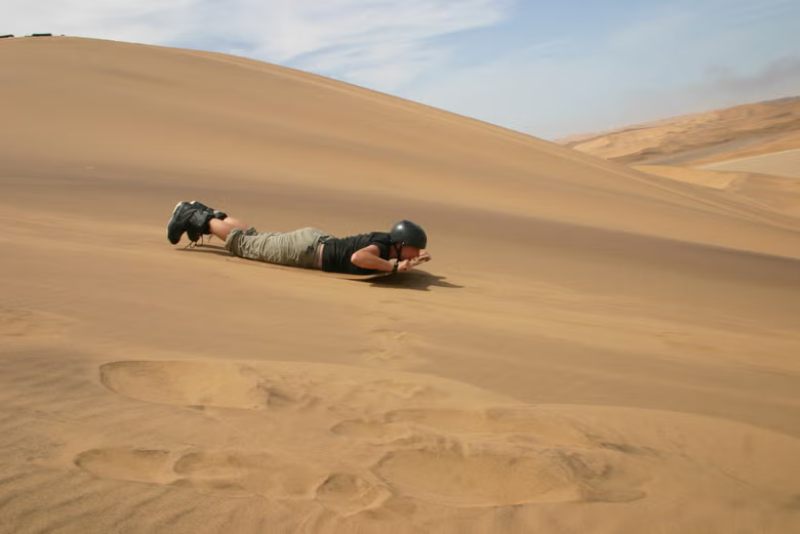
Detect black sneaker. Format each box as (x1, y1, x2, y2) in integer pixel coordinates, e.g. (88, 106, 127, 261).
(167, 201, 192, 244)
(166, 201, 216, 244)
(185, 201, 227, 243)
(188, 200, 227, 221)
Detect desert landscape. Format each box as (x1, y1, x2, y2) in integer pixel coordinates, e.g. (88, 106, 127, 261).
(1, 36, 799, 533)
(561, 96, 800, 219)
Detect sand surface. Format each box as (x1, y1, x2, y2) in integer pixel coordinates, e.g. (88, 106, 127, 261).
(2, 37, 800, 533)
(632, 165, 800, 219)
(701, 148, 800, 178)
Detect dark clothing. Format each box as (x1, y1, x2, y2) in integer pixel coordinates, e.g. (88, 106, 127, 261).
(322, 232, 393, 274)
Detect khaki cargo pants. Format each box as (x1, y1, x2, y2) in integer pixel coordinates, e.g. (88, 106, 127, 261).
(225, 227, 329, 269)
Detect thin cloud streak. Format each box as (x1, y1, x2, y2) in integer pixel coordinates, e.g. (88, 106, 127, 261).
(3, 1, 797, 138)
(3, 0, 514, 91)
(406, 2, 800, 138)
(694, 56, 800, 104)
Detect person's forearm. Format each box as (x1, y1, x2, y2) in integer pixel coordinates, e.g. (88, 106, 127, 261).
(351, 253, 395, 272)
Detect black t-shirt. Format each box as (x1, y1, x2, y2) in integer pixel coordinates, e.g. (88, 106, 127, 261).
(322, 232, 393, 274)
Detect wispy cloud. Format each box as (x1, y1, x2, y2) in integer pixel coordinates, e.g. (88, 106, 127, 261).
(280, 1, 513, 89)
(2, 0, 514, 90)
(3, 1, 797, 138)
(2, 0, 193, 42)
(717, 0, 799, 26)
(694, 56, 800, 104)
(404, 0, 800, 139)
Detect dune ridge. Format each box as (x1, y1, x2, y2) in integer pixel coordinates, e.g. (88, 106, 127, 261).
(560, 96, 800, 258)
(560, 96, 800, 165)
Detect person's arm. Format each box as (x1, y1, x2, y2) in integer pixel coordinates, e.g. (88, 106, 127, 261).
(397, 252, 431, 272)
(351, 245, 395, 272)
(351, 246, 432, 272)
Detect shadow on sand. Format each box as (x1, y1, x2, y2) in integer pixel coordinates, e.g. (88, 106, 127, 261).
(178, 247, 462, 290)
(176, 243, 230, 256)
(355, 270, 463, 291)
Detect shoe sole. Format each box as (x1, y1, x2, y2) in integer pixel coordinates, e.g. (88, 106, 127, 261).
(167, 201, 188, 244)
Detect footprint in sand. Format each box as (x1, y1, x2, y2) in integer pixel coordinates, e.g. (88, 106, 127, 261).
(315, 473, 391, 516)
(99, 361, 319, 411)
(74, 447, 174, 484)
(74, 446, 391, 514)
(172, 450, 320, 497)
(335, 408, 649, 506)
(375, 444, 646, 506)
(94, 360, 649, 510)
(98, 360, 470, 414)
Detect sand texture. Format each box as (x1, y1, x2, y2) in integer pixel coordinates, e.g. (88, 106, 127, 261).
(2, 37, 800, 533)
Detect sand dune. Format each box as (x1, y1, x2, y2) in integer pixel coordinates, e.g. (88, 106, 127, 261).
(562, 96, 800, 242)
(560, 96, 800, 165)
(701, 148, 800, 178)
(633, 165, 800, 218)
(2, 36, 800, 533)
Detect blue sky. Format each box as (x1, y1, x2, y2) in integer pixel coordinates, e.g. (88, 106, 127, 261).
(4, 0, 799, 138)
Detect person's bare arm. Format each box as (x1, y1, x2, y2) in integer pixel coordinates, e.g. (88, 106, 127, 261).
(350, 246, 432, 272)
(351, 245, 395, 272)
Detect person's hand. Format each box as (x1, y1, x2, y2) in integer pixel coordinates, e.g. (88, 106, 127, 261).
(397, 251, 431, 272)
(415, 250, 431, 263)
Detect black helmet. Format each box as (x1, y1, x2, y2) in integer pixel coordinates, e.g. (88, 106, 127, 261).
(389, 220, 427, 248)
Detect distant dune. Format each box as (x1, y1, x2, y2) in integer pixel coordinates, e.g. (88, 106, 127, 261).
(701, 148, 800, 178)
(560, 96, 800, 166)
(2, 36, 799, 534)
(561, 96, 800, 227)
